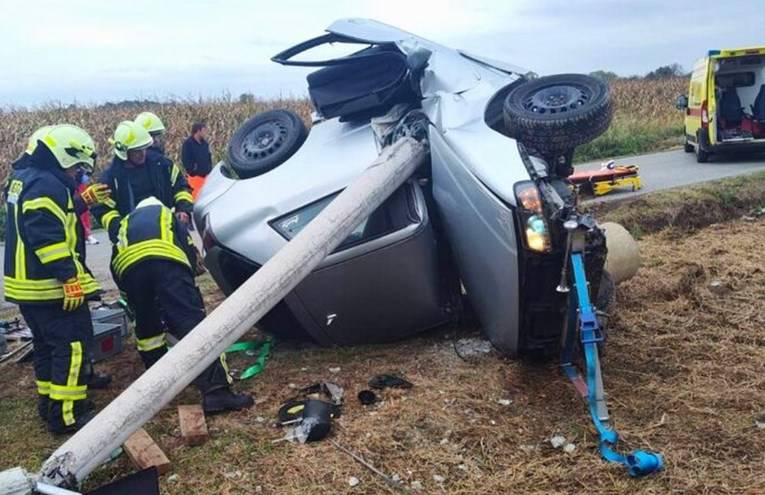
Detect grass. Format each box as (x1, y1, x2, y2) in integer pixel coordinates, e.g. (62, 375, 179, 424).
(590, 170, 765, 237)
(574, 118, 683, 163)
(2, 175, 765, 493)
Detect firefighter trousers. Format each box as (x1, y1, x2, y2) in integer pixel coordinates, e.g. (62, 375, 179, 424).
(19, 303, 94, 430)
(120, 259, 231, 392)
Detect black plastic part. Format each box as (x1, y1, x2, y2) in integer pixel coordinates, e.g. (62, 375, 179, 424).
(301, 399, 333, 442)
(357, 390, 377, 405)
(306, 45, 416, 121)
(503, 74, 613, 167)
(226, 109, 308, 179)
(368, 374, 413, 390)
(86, 467, 159, 495)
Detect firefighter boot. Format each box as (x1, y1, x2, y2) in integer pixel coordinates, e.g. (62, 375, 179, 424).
(202, 388, 254, 414)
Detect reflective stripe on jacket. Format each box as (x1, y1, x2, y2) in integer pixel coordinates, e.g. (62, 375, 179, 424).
(111, 199, 196, 280)
(3, 167, 100, 304)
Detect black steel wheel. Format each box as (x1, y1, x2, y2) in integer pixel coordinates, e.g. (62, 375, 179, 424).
(227, 109, 308, 179)
(503, 74, 613, 156)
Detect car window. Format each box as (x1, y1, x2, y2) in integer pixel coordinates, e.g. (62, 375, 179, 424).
(715, 72, 755, 88)
(270, 183, 419, 251)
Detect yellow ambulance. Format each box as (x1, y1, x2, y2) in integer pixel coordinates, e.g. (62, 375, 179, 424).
(676, 46, 765, 162)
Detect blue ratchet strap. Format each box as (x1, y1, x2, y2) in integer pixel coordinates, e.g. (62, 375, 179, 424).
(563, 252, 664, 477)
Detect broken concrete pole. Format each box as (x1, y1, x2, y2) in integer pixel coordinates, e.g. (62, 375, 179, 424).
(34, 137, 426, 487)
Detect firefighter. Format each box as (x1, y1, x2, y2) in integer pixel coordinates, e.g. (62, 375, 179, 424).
(111, 196, 253, 413)
(4, 128, 114, 390)
(4, 125, 102, 433)
(91, 121, 194, 246)
(134, 111, 167, 157)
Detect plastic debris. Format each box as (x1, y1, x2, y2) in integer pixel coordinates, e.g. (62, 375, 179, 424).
(755, 415, 765, 429)
(497, 399, 512, 406)
(550, 435, 566, 449)
(454, 337, 493, 358)
(348, 476, 360, 487)
(563, 443, 576, 454)
(358, 390, 377, 405)
(329, 367, 341, 373)
(369, 373, 413, 390)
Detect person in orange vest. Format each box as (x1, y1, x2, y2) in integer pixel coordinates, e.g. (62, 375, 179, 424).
(181, 122, 212, 200)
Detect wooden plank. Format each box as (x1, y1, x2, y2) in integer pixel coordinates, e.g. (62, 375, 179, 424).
(178, 405, 208, 446)
(39, 138, 426, 485)
(123, 428, 171, 475)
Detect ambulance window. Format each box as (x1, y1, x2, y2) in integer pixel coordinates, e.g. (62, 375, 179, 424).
(716, 72, 755, 88)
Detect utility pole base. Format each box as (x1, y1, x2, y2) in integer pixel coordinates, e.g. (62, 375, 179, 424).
(0, 467, 33, 495)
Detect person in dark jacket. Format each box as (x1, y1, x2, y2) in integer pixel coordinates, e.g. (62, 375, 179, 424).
(111, 196, 253, 413)
(181, 122, 212, 200)
(4, 125, 102, 433)
(91, 121, 194, 245)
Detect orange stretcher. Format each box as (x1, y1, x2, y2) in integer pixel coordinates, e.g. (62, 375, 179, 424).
(569, 163, 642, 197)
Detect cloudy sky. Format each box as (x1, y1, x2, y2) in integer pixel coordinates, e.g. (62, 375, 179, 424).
(1, 0, 762, 107)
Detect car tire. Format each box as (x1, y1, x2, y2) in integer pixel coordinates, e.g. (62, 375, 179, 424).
(502, 74, 613, 156)
(695, 130, 710, 163)
(227, 109, 308, 179)
(683, 131, 694, 153)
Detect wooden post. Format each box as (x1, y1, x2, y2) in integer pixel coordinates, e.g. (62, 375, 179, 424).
(36, 138, 426, 487)
(178, 405, 208, 446)
(123, 429, 171, 475)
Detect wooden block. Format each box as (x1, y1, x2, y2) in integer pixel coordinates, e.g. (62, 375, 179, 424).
(123, 428, 171, 475)
(178, 404, 209, 446)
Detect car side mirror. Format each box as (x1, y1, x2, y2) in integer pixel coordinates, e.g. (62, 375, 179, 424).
(675, 94, 688, 110)
(407, 47, 432, 73)
(406, 47, 432, 96)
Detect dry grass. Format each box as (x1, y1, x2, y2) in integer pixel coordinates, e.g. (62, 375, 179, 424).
(0, 98, 314, 181)
(2, 215, 764, 494)
(591, 170, 765, 238)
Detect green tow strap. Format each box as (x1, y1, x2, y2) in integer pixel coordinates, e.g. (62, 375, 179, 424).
(225, 338, 271, 380)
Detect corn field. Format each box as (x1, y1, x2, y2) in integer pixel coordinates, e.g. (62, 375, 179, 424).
(0, 78, 688, 181)
(0, 98, 313, 181)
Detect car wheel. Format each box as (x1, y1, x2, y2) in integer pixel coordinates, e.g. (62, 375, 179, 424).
(695, 131, 710, 163)
(502, 74, 613, 156)
(227, 109, 308, 179)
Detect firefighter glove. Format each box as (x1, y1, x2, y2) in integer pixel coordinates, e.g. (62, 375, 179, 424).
(63, 277, 85, 311)
(81, 183, 112, 206)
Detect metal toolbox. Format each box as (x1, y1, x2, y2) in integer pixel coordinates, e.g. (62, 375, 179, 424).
(92, 307, 129, 337)
(92, 322, 123, 363)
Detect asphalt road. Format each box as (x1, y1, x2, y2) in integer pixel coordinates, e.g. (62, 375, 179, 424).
(1, 148, 764, 308)
(578, 148, 765, 203)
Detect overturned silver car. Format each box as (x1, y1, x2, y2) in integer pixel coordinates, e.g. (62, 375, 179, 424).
(194, 18, 613, 357)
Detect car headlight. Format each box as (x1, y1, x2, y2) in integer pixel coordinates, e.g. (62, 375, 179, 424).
(514, 182, 551, 253)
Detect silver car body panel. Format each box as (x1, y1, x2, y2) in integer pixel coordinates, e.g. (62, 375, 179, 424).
(195, 18, 538, 353)
(200, 118, 380, 267)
